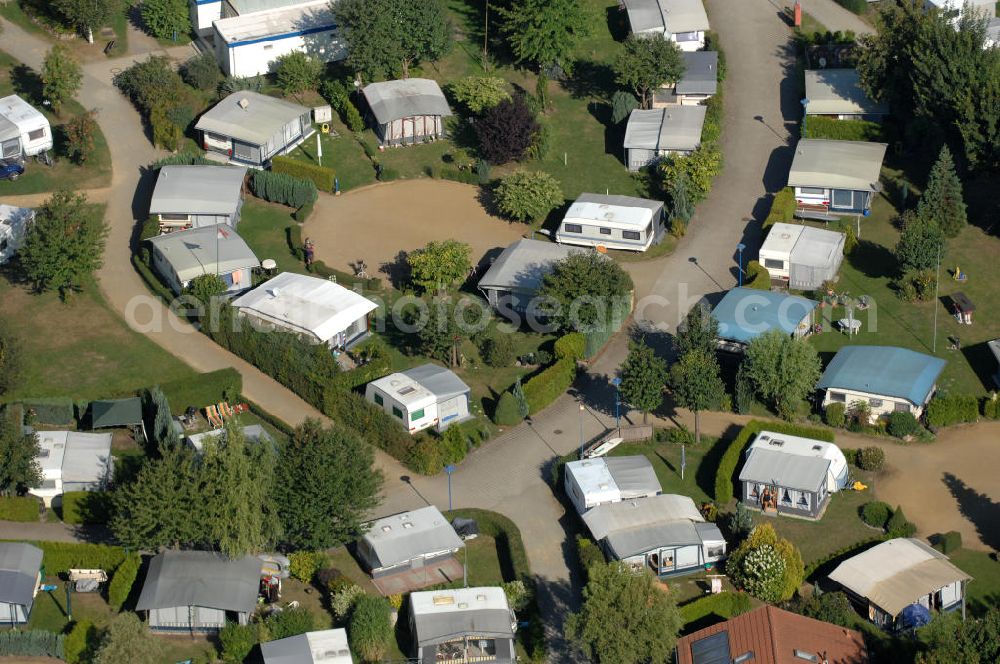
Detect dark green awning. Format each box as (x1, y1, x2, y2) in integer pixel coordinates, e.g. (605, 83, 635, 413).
(90, 398, 143, 429)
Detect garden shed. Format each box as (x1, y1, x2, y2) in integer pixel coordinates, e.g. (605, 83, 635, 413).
(261, 628, 353, 664)
(556, 193, 666, 251)
(622, 0, 710, 50)
(362, 78, 453, 146)
(147, 224, 260, 295)
(787, 139, 888, 217)
(0, 543, 43, 625)
(623, 106, 705, 171)
(758, 222, 846, 289)
(477, 238, 579, 313)
(195, 91, 313, 167)
(0, 95, 52, 157)
(828, 538, 970, 629)
(409, 587, 516, 664)
(357, 506, 465, 579)
(804, 69, 888, 120)
(817, 345, 946, 418)
(564, 455, 661, 514)
(136, 550, 262, 631)
(148, 165, 247, 232)
(30, 431, 113, 507)
(0, 204, 33, 265)
(711, 287, 818, 349)
(365, 363, 472, 434)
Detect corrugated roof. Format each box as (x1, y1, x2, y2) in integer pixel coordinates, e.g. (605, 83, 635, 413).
(606, 520, 701, 559)
(0, 543, 42, 608)
(402, 364, 470, 401)
(623, 0, 710, 34)
(816, 345, 946, 406)
(362, 78, 452, 125)
(410, 587, 513, 647)
(135, 551, 262, 613)
(738, 447, 831, 492)
(624, 106, 705, 152)
(712, 287, 818, 344)
(148, 224, 260, 284)
(90, 397, 143, 429)
(805, 69, 888, 116)
(676, 51, 718, 96)
(583, 493, 703, 541)
(149, 165, 246, 216)
(676, 605, 869, 664)
(604, 456, 662, 499)
(362, 506, 464, 569)
(261, 629, 353, 664)
(195, 91, 309, 146)
(214, 0, 334, 44)
(787, 139, 887, 192)
(231, 272, 377, 343)
(829, 538, 971, 617)
(477, 239, 578, 292)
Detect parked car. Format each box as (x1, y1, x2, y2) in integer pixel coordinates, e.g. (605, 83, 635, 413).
(0, 160, 25, 181)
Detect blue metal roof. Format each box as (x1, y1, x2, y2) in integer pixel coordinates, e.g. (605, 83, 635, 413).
(817, 346, 946, 405)
(711, 288, 818, 344)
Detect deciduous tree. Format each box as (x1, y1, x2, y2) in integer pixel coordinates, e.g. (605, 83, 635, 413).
(140, 0, 191, 41)
(93, 613, 163, 664)
(53, 0, 120, 43)
(20, 191, 108, 297)
(0, 406, 41, 496)
(415, 297, 463, 367)
(565, 562, 682, 664)
(63, 110, 98, 164)
(669, 349, 725, 444)
(448, 76, 511, 114)
(407, 240, 472, 294)
(275, 52, 323, 96)
(917, 145, 967, 237)
(498, 0, 588, 71)
(895, 210, 945, 272)
(539, 253, 634, 333)
(726, 523, 803, 602)
(41, 44, 82, 115)
(742, 330, 821, 419)
(493, 170, 563, 223)
(614, 34, 685, 109)
(476, 94, 540, 164)
(619, 339, 668, 424)
(673, 304, 718, 358)
(180, 52, 222, 91)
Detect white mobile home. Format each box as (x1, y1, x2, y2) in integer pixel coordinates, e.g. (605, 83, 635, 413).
(409, 587, 517, 664)
(147, 224, 260, 295)
(362, 79, 453, 147)
(0, 115, 22, 162)
(788, 139, 887, 218)
(758, 222, 846, 290)
(29, 431, 113, 508)
(149, 165, 247, 232)
(557, 193, 666, 251)
(564, 455, 661, 514)
(804, 69, 888, 120)
(366, 364, 472, 434)
(622, 0, 710, 51)
(357, 506, 465, 579)
(195, 91, 314, 167)
(477, 238, 579, 314)
(0, 95, 52, 157)
(0, 204, 33, 265)
(0, 543, 43, 625)
(624, 106, 705, 171)
(261, 628, 354, 664)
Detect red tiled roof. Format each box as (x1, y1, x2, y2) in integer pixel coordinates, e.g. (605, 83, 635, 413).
(675, 604, 868, 664)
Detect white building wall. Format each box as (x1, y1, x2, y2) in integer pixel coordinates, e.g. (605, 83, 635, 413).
(217, 28, 343, 78)
(822, 387, 927, 418)
(364, 385, 439, 434)
(192, 0, 223, 36)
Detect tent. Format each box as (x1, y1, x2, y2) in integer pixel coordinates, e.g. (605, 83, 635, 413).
(898, 603, 932, 630)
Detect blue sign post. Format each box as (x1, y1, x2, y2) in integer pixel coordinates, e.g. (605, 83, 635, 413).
(736, 242, 746, 287)
(611, 377, 622, 429)
(444, 464, 456, 511)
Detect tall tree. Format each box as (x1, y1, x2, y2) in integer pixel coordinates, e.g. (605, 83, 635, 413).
(895, 210, 945, 272)
(565, 562, 682, 664)
(41, 44, 83, 115)
(332, 0, 451, 81)
(539, 253, 634, 333)
(19, 191, 108, 297)
(668, 349, 725, 444)
(93, 613, 164, 664)
(407, 240, 472, 294)
(415, 297, 463, 367)
(673, 304, 718, 358)
(53, 0, 120, 43)
(614, 34, 685, 109)
(275, 420, 382, 550)
(725, 523, 803, 602)
(0, 406, 42, 497)
(619, 340, 668, 424)
(742, 330, 821, 420)
(476, 94, 540, 165)
(140, 0, 191, 41)
(917, 145, 967, 237)
(498, 0, 588, 72)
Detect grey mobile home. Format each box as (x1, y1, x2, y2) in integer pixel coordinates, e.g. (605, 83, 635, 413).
(0, 543, 43, 624)
(195, 92, 313, 167)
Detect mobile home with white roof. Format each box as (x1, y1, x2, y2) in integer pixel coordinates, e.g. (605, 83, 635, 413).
(556, 193, 666, 252)
(0, 95, 52, 157)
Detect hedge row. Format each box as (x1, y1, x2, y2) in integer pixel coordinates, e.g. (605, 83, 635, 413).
(804, 536, 884, 580)
(132, 252, 175, 303)
(322, 389, 423, 469)
(58, 492, 113, 526)
(804, 116, 882, 142)
(0, 497, 40, 522)
(0, 631, 64, 658)
(678, 591, 752, 626)
(250, 169, 317, 209)
(715, 420, 834, 503)
(0, 541, 127, 575)
(159, 368, 243, 415)
(744, 260, 771, 290)
(19, 397, 74, 425)
(152, 153, 216, 168)
(272, 155, 336, 192)
(763, 188, 796, 230)
(108, 553, 141, 611)
(447, 508, 531, 581)
(523, 358, 578, 416)
(926, 393, 979, 428)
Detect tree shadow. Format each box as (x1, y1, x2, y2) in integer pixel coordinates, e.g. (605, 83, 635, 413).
(960, 341, 999, 392)
(562, 60, 617, 101)
(378, 249, 411, 290)
(10, 64, 44, 106)
(846, 240, 896, 279)
(606, 4, 630, 42)
(941, 472, 1000, 550)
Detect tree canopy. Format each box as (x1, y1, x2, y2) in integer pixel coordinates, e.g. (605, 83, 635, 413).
(539, 253, 634, 333)
(475, 94, 540, 165)
(614, 34, 685, 109)
(93, 613, 164, 664)
(566, 562, 682, 664)
(498, 0, 589, 71)
(619, 339, 668, 423)
(742, 330, 821, 419)
(493, 170, 564, 223)
(274, 52, 323, 96)
(669, 349, 725, 444)
(917, 607, 1000, 664)
(673, 304, 718, 358)
(407, 240, 472, 294)
(917, 145, 967, 237)
(0, 321, 23, 397)
(0, 406, 41, 497)
(41, 44, 82, 115)
(140, 0, 191, 41)
(53, 0, 120, 39)
(448, 76, 511, 114)
(895, 211, 945, 273)
(726, 523, 804, 602)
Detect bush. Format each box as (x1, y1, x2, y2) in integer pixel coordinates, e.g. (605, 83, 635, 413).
(108, 553, 141, 611)
(856, 446, 885, 472)
(679, 591, 752, 625)
(476, 94, 539, 164)
(480, 334, 515, 367)
(493, 391, 523, 426)
(744, 260, 771, 289)
(272, 155, 336, 192)
(16, 541, 126, 575)
(448, 76, 511, 114)
(804, 116, 882, 141)
(715, 420, 834, 503)
(349, 595, 392, 663)
(344, 100, 365, 132)
(330, 583, 365, 622)
(289, 551, 327, 582)
(763, 188, 796, 230)
(266, 607, 316, 640)
(493, 170, 564, 224)
(0, 631, 64, 658)
(59, 491, 113, 525)
(181, 52, 221, 91)
(824, 402, 846, 428)
(983, 394, 1000, 419)
(322, 391, 419, 470)
(20, 397, 74, 424)
(886, 505, 917, 538)
(502, 579, 532, 612)
(885, 410, 920, 438)
(926, 394, 980, 428)
(933, 530, 963, 554)
(250, 169, 318, 208)
(0, 496, 39, 522)
(576, 535, 605, 579)
(219, 622, 260, 664)
(554, 332, 586, 361)
(64, 620, 96, 664)
(523, 358, 577, 416)
(861, 501, 891, 529)
(785, 591, 855, 628)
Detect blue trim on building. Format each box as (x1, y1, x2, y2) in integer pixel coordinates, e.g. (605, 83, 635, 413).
(195, 0, 220, 5)
(225, 23, 336, 48)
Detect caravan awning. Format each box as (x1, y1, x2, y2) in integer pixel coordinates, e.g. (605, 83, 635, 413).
(90, 398, 143, 429)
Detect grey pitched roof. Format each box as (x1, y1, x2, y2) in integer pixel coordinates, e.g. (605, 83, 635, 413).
(606, 520, 702, 559)
(136, 551, 261, 613)
(477, 239, 579, 293)
(403, 364, 470, 401)
(604, 456, 661, 499)
(583, 494, 704, 541)
(410, 587, 514, 647)
(787, 139, 888, 192)
(261, 629, 353, 664)
(90, 397, 143, 429)
(676, 51, 719, 96)
(623, 0, 710, 34)
(804, 69, 888, 116)
(195, 92, 309, 146)
(624, 106, 705, 152)
(148, 224, 259, 284)
(0, 543, 42, 608)
(149, 166, 247, 216)
(362, 79, 452, 125)
(739, 447, 830, 492)
(362, 506, 464, 569)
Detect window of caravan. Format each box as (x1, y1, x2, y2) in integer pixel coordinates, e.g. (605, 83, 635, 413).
(675, 31, 700, 41)
(374, 393, 383, 406)
(764, 259, 783, 269)
(644, 221, 653, 237)
(392, 406, 403, 419)
(799, 186, 825, 195)
(622, 230, 641, 241)
(599, 227, 612, 235)
(564, 223, 582, 234)
(411, 408, 425, 422)
(829, 391, 846, 403)
(28, 128, 46, 141)
(831, 189, 856, 209)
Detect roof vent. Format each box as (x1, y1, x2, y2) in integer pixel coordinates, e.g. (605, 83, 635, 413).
(38, 449, 50, 458)
(794, 651, 819, 662)
(432, 595, 454, 605)
(780, 233, 791, 239)
(238, 97, 250, 110)
(54, 443, 65, 449)
(402, 522, 413, 529)
(267, 287, 280, 298)
(476, 594, 487, 602)
(458, 602, 469, 609)
(812, 445, 822, 451)
(769, 439, 785, 447)
(398, 386, 416, 396)
(734, 653, 755, 663)
(381, 525, 392, 532)
(598, 483, 609, 490)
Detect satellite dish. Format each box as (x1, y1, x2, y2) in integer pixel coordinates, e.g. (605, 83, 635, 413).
(819, 57, 827, 68)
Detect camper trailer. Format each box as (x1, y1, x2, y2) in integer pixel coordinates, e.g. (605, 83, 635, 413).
(0, 96, 53, 159)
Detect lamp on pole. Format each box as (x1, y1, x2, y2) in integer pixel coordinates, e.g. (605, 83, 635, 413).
(578, 404, 585, 458)
(800, 98, 810, 136)
(611, 377, 622, 430)
(444, 464, 456, 511)
(736, 243, 746, 287)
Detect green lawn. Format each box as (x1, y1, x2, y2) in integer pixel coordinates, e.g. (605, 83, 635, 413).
(0, 50, 113, 195)
(237, 198, 305, 275)
(609, 438, 721, 506)
(0, 1, 128, 57)
(292, 123, 378, 192)
(949, 548, 1000, 616)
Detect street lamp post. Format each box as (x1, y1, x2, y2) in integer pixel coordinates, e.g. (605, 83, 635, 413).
(801, 98, 810, 136)
(579, 404, 585, 458)
(736, 242, 746, 287)
(444, 464, 456, 511)
(611, 377, 622, 430)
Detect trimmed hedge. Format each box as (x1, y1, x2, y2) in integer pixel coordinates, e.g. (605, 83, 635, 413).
(272, 155, 336, 192)
(159, 367, 243, 415)
(834, 0, 867, 14)
(447, 508, 531, 581)
(322, 390, 421, 470)
(493, 391, 523, 426)
(20, 397, 75, 425)
(576, 535, 605, 580)
(926, 393, 979, 428)
(982, 394, 1000, 419)
(763, 188, 796, 230)
(804, 537, 884, 580)
(293, 199, 315, 222)
(523, 358, 577, 416)
(679, 591, 752, 626)
(59, 491, 113, 525)
(152, 153, 215, 168)
(744, 260, 771, 290)
(932, 531, 963, 554)
(856, 446, 885, 471)
(250, 169, 317, 209)
(861, 501, 891, 528)
(0, 541, 127, 575)
(132, 253, 175, 303)
(554, 332, 586, 361)
(715, 420, 834, 503)
(886, 505, 917, 538)
(0, 497, 40, 522)
(887, 410, 921, 438)
(824, 402, 846, 428)
(108, 553, 141, 611)
(63, 620, 96, 664)
(804, 116, 882, 141)
(0, 631, 64, 658)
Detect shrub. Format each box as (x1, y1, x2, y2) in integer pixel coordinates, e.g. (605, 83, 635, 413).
(64, 620, 96, 664)
(887, 411, 921, 438)
(330, 583, 365, 622)
(660, 144, 723, 203)
(856, 446, 885, 472)
(0, 631, 64, 658)
(481, 334, 515, 367)
(289, 551, 328, 582)
(763, 188, 796, 230)
(108, 553, 141, 611)
(20, 397, 74, 424)
(250, 169, 318, 208)
(219, 622, 260, 664)
(476, 94, 539, 164)
(926, 394, 979, 428)
(344, 100, 365, 132)
(493, 391, 523, 426)
(502, 579, 532, 612)
(274, 51, 322, 95)
(824, 402, 846, 428)
(679, 592, 752, 625)
(983, 394, 1000, 420)
(785, 591, 855, 627)
(493, 170, 564, 224)
(272, 155, 336, 192)
(523, 358, 577, 416)
(861, 501, 891, 529)
(744, 260, 771, 289)
(322, 391, 418, 469)
(448, 76, 511, 114)
(886, 505, 917, 538)
(349, 595, 392, 663)
(266, 607, 316, 640)
(0, 496, 39, 522)
(554, 332, 586, 361)
(18, 541, 126, 575)
(576, 535, 605, 578)
(934, 530, 963, 554)
(152, 153, 216, 168)
(726, 523, 803, 602)
(181, 52, 221, 91)
(804, 116, 882, 141)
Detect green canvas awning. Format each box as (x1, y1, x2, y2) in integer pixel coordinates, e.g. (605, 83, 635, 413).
(90, 398, 143, 429)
